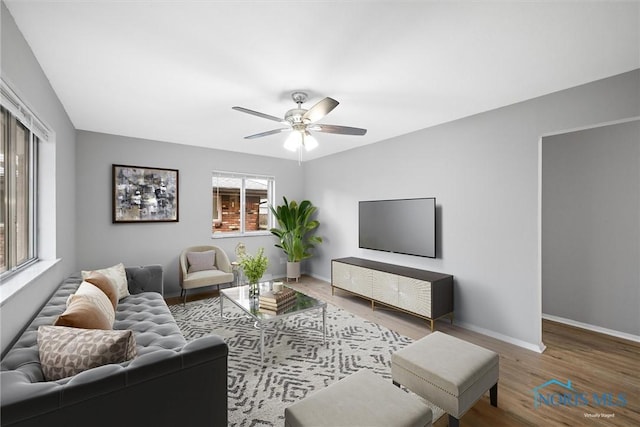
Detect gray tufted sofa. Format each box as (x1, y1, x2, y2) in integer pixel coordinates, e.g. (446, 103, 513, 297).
(0, 265, 228, 427)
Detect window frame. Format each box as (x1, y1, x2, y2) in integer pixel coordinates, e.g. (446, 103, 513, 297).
(1, 105, 39, 280)
(211, 171, 275, 238)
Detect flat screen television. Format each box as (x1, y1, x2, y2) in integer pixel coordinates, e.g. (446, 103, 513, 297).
(359, 197, 436, 258)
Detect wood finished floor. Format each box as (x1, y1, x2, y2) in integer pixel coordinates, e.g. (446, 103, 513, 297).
(168, 276, 640, 427)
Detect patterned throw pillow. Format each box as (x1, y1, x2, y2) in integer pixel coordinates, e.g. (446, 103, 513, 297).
(54, 290, 114, 330)
(84, 272, 118, 310)
(82, 263, 130, 300)
(187, 250, 217, 273)
(38, 325, 137, 381)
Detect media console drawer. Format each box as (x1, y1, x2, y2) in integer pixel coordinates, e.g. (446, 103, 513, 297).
(331, 257, 453, 331)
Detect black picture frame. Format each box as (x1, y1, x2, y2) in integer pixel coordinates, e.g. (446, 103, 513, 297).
(112, 164, 179, 223)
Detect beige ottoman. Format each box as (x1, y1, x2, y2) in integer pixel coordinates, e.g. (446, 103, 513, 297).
(391, 332, 499, 427)
(285, 369, 433, 427)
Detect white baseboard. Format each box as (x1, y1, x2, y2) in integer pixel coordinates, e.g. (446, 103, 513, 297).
(542, 313, 640, 343)
(305, 272, 330, 283)
(454, 320, 546, 353)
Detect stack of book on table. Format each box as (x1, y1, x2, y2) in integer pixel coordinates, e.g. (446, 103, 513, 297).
(258, 287, 297, 315)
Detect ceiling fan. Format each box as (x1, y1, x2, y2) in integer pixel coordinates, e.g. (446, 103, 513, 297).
(232, 91, 367, 153)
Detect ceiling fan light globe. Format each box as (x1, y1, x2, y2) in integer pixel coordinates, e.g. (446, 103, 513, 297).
(304, 134, 318, 151)
(284, 132, 301, 152)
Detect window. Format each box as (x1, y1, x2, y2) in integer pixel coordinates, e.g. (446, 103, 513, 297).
(1, 106, 38, 277)
(212, 171, 275, 236)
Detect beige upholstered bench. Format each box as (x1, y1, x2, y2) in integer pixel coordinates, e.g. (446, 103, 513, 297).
(285, 369, 433, 427)
(391, 332, 499, 427)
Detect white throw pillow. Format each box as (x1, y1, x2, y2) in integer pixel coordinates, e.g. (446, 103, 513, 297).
(82, 263, 130, 300)
(187, 250, 217, 273)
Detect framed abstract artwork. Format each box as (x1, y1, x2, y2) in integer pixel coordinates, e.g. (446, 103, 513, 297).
(112, 164, 179, 223)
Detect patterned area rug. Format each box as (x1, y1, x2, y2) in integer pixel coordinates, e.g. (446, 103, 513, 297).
(169, 297, 445, 426)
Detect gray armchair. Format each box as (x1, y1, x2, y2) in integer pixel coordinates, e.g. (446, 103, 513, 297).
(179, 245, 234, 304)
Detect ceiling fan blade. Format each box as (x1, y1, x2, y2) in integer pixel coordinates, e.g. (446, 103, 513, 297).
(311, 124, 367, 136)
(232, 106, 287, 124)
(302, 97, 339, 123)
(244, 128, 291, 139)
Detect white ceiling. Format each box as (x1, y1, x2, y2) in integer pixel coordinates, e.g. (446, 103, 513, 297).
(5, 1, 639, 162)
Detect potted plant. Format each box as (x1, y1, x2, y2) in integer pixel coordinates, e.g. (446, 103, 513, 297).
(238, 247, 268, 297)
(270, 197, 322, 281)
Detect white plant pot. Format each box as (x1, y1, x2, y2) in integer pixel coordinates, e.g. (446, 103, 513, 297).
(286, 261, 301, 282)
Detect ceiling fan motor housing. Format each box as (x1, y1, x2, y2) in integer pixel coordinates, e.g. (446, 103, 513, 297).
(286, 91, 310, 125)
(285, 108, 309, 125)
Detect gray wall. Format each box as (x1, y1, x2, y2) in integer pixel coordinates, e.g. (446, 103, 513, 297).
(305, 69, 640, 350)
(75, 131, 305, 297)
(1, 3, 77, 351)
(2, 0, 638, 353)
(542, 120, 640, 336)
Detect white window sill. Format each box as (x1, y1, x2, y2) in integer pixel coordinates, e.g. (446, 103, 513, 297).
(211, 231, 272, 239)
(0, 259, 60, 306)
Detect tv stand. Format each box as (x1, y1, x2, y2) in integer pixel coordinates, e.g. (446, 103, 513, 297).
(331, 257, 453, 331)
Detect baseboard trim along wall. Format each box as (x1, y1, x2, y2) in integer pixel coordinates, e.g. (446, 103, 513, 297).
(307, 272, 330, 284)
(543, 313, 640, 344)
(454, 320, 547, 353)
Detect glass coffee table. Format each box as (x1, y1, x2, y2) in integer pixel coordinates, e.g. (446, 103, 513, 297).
(219, 282, 327, 365)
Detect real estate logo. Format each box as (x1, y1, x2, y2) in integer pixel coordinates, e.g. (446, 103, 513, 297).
(533, 378, 627, 410)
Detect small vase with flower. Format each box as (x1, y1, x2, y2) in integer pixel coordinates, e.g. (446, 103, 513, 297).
(238, 247, 268, 298)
